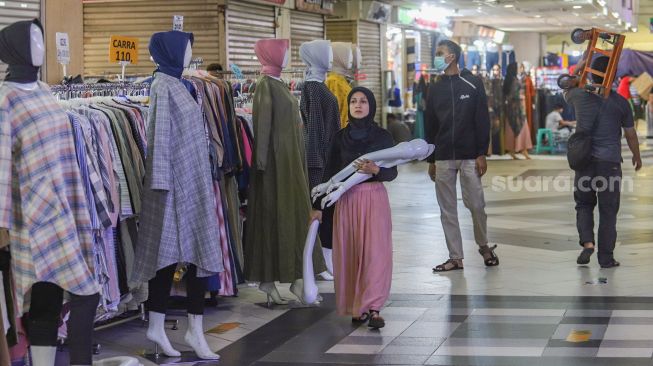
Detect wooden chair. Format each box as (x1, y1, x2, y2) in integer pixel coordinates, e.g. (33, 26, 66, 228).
(570, 27, 625, 98)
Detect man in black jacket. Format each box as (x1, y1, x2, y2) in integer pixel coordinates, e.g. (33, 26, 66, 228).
(425, 40, 496, 272)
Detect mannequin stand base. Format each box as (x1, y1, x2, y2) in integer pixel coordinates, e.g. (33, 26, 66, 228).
(143, 345, 218, 365)
(288, 300, 321, 309)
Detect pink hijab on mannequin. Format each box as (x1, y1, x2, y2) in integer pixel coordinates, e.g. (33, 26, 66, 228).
(254, 38, 289, 78)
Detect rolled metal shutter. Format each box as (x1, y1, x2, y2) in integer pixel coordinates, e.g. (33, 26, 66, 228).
(83, 0, 220, 77)
(357, 21, 382, 119)
(226, 0, 275, 71)
(325, 20, 356, 43)
(290, 10, 324, 70)
(0, 0, 41, 80)
(420, 31, 433, 69)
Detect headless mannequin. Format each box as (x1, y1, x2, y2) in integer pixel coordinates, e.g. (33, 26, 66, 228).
(256, 46, 314, 305)
(145, 40, 220, 361)
(0, 21, 101, 366)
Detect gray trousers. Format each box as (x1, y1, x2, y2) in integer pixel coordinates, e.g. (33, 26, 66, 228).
(435, 160, 488, 260)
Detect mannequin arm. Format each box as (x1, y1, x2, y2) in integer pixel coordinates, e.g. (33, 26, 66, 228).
(302, 219, 321, 304)
(321, 172, 370, 208)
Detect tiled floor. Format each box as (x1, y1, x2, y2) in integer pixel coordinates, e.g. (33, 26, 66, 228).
(90, 137, 653, 365)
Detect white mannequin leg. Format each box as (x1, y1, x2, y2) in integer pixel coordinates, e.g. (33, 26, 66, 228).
(258, 282, 288, 305)
(321, 248, 334, 278)
(146, 311, 181, 357)
(30, 346, 57, 366)
(184, 314, 220, 360)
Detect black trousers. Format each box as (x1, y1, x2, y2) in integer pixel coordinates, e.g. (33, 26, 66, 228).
(28, 282, 100, 364)
(574, 160, 622, 266)
(147, 263, 206, 315)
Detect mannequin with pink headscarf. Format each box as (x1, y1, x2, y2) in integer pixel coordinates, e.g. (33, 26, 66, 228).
(244, 39, 326, 305)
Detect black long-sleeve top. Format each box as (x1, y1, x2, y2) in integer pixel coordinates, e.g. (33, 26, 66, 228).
(313, 123, 397, 210)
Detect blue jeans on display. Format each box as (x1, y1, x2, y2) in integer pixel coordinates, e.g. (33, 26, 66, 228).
(466, 51, 481, 69)
(486, 51, 499, 72)
(501, 50, 516, 76)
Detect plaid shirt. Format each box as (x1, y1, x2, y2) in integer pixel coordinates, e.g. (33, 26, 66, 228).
(0, 82, 99, 312)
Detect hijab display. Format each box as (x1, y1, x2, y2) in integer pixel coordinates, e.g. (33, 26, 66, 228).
(0, 18, 103, 366)
(326, 42, 355, 128)
(133, 30, 223, 360)
(299, 40, 341, 277)
(253, 38, 290, 78)
(245, 38, 326, 305)
(0, 19, 43, 83)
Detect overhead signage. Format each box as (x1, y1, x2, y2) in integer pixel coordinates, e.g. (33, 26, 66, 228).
(173, 15, 184, 31)
(397, 8, 439, 31)
(296, 0, 335, 15)
(55, 32, 70, 65)
(109, 35, 139, 64)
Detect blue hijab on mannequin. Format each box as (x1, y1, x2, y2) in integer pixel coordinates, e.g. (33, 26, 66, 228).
(149, 31, 194, 79)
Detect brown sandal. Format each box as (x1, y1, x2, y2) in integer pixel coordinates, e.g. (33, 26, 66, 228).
(368, 310, 385, 329)
(352, 313, 369, 323)
(479, 244, 499, 267)
(433, 259, 464, 272)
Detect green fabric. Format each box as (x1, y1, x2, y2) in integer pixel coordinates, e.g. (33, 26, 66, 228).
(245, 76, 325, 283)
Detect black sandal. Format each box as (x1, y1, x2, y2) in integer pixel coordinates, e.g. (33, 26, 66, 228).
(577, 247, 595, 265)
(368, 310, 385, 329)
(433, 259, 463, 272)
(479, 245, 499, 267)
(352, 312, 369, 324)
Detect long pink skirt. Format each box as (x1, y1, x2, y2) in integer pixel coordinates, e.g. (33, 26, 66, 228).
(504, 122, 533, 153)
(333, 182, 393, 317)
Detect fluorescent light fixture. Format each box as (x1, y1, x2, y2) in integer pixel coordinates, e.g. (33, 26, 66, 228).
(0, 1, 5, 5)
(504, 4, 514, 8)
(20, 3, 27, 7)
(597, 0, 606, 6)
(573, 5, 582, 8)
(534, 14, 542, 18)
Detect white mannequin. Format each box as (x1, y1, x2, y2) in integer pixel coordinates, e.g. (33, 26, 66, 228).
(268, 47, 290, 82)
(145, 37, 220, 362)
(7, 23, 43, 91)
(353, 47, 361, 70)
(328, 47, 334, 71)
(301, 140, 435, 304)
(346, 49, 353, 70)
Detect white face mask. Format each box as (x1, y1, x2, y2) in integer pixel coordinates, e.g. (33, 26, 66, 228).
(30, 23, 44, 67)
(183, 40, 192, 67)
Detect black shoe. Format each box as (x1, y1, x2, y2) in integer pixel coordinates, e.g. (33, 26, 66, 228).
(577, 247, 594, 265)
(600, 259, 620, 269)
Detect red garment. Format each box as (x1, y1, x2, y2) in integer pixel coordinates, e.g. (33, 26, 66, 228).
(617, 77, 631, 99)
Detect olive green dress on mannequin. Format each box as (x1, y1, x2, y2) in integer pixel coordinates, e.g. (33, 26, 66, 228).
(244, 40, 325, 283)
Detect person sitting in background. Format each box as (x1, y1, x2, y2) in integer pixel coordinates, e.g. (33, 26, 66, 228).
(386, 114, 412, 143)
(545, 103, 576, 132)
(206, 63, 223, 78)
(387, 80, 402, 108)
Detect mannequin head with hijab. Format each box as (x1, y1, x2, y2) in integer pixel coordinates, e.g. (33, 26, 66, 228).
(299, 40, 333, 82)
(149, 31, 194, 79)
(331, 42, 354, 78)
(255, 39, 291, 80)
(0, 19, 44, 90)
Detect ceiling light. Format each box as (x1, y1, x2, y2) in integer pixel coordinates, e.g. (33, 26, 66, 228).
(534, 14, 542, 18)
(597, 0, 606, 6)
(20, 3, 27, 7)
(504, 4, 514, 8)
(0, 1, 5, 5)
(573, 5, 582, 8)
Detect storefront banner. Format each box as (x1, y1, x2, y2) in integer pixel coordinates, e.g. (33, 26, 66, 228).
(296, 0, 335, 15)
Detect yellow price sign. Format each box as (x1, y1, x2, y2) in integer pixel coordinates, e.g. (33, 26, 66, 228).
(109, 35, 139, 64)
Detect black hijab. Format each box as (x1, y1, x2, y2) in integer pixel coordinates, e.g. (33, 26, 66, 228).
(0, 19, 43, 83)
(502, 62, 518, 96)
(347, 86, 377, 140)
